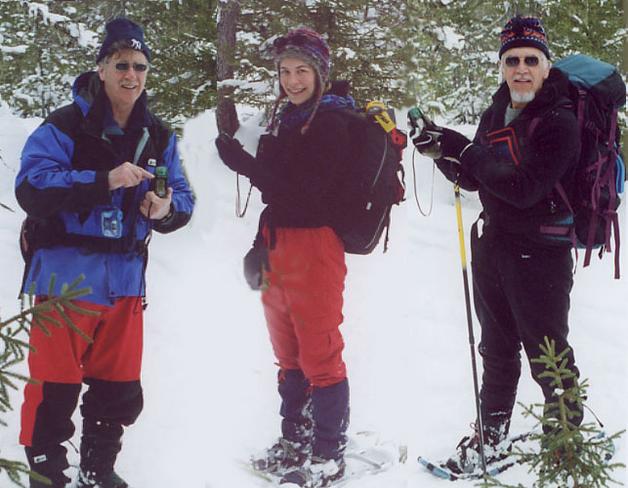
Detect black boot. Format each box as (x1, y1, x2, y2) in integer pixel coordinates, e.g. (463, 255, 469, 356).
(77, 419, 127, 488)
(25, 445, 71, 488)
(445, 413, 511, 475)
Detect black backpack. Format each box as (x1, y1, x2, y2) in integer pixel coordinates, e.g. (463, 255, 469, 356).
(337, 102, 406, 254)
(533, 54, 625, 278)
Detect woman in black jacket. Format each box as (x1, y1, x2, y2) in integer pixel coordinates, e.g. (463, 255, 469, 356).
(216, 27, 354, 488)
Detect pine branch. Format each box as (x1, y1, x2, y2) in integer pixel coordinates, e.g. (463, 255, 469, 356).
(0, 273, 95, 486)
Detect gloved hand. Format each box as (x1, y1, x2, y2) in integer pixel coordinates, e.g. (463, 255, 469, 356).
(215, 133, 256, 177)
(439, 127, 473, 164)
(410, 126, 444, 160)
(411, 126, 473, 164)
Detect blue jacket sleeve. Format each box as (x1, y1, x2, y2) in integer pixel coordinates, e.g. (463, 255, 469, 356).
(152, 133, 195, 233)
(15, 122, 111, 218)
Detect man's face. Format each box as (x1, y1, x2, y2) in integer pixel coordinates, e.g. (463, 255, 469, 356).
(98, 48, 149, 112)
(501, 47, 550, 109)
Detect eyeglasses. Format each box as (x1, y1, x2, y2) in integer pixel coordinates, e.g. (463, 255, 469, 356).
(114, 62, 148, 72)
(504, 56, 540, 67)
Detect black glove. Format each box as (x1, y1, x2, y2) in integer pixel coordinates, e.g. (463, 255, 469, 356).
(411, 126, 473, 165)
(434, 157, 462, 183)
(215, 133, 256, 177)
(410, 126, 444, 160)
(439, 127, 472, 164)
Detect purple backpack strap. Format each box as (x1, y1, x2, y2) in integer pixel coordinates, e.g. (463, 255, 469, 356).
(530, 116, 580, 268)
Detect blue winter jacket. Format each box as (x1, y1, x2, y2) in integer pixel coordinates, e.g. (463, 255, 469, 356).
(16, 71, 195, 305)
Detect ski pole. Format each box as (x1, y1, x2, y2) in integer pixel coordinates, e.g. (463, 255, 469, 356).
(453, 183, 487, 477)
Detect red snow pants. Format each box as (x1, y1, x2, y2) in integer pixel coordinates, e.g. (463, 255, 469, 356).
(262, 226, 347, 388)
(20, 297, 143, 447)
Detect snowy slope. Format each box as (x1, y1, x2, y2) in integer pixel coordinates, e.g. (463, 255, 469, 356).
(0, 103, 626, 487)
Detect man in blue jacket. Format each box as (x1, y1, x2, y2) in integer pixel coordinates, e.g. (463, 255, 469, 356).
(16, 17, 194, 488)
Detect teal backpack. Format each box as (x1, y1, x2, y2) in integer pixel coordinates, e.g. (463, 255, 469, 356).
(532, 54, 625, 278)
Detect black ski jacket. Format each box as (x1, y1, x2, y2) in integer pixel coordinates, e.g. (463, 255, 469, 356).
(442, 68, 580, 246)
(252, 96, 355, 235)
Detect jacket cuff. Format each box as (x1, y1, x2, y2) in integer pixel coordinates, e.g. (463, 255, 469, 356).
(157, 204, 175, 225)
(94, 171, 112, 204)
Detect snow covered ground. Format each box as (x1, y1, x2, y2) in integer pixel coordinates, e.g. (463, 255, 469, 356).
(0, 101, 626, 487)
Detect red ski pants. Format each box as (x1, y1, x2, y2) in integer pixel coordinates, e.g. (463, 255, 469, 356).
(262, 227, 347, 388)
(21, 297, 143, 447)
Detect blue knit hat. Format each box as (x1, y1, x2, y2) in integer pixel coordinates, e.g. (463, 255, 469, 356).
(499, 16, 550, 59)
(96, 17, 151, 64)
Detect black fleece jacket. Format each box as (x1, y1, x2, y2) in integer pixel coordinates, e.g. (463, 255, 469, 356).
(441, 68, 580, 243)
(252, 107, 355, 232)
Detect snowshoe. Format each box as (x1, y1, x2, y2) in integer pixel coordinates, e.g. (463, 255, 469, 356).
(76, 468, 128, 488)
(279, 456, 345, 487)
(444, 430, 511, 475)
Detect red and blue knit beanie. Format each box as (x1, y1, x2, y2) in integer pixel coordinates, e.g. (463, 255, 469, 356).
(499, 16, 550, 60)
(96, 17, 151, 64)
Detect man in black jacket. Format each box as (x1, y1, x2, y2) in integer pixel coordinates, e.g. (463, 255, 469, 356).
(412, 15, 583, 473)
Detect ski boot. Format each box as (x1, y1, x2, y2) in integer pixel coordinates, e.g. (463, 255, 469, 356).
(25, 445, 71, 488)
(444, 421, 510, 474)
(76, 419, 128, 488)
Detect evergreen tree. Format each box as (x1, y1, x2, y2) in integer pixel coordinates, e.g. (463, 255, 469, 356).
(234, 0, 415, 109)
(0, 270, 94, 487)
(0, 1, 96, 118)
(0, 0, 622, 124)
(480, 337, 625, 488)
(404, 1, 508, 123)
(403, 0, 625, 123)
(0, 0, 218, 125)
(122, 0, 218, 125)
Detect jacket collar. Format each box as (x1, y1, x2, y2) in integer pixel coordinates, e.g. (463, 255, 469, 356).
(490, 68, 571, 124)
(72, 71, 151, 134)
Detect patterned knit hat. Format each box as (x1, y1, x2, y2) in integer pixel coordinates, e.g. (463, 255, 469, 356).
(96, 17, 151, 64)
(271, 27, 330, 82)
(499, 16, 550, 59)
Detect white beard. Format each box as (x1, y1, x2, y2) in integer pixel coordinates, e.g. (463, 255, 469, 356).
(510, 90, 535, 105)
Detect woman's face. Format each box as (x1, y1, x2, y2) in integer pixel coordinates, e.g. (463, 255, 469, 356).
(279, 57, 317, 106)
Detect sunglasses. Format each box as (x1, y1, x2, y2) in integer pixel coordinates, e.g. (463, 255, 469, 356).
(114, 62, 148, 72)
(504, 56, 540, 67)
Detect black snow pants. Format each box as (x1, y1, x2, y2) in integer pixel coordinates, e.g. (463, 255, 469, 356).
(470, 218, 580, 435)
